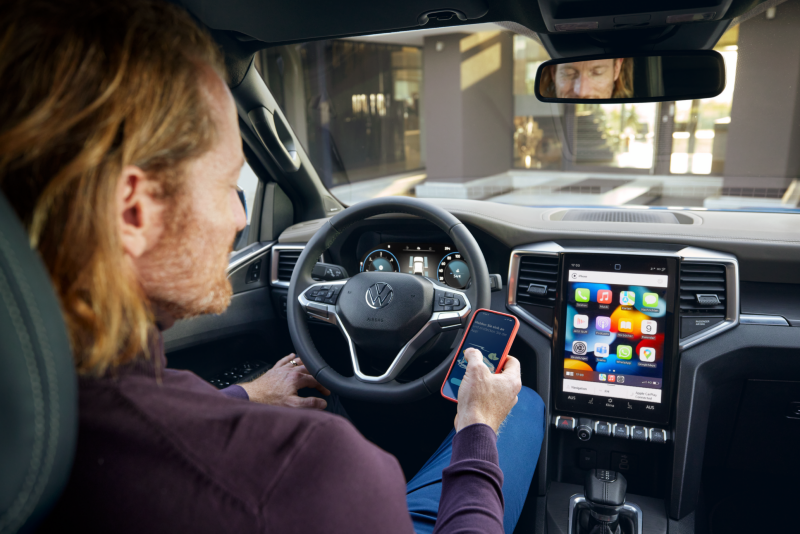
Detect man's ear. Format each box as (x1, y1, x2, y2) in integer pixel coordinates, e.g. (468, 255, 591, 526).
(117, 165, 165, 259)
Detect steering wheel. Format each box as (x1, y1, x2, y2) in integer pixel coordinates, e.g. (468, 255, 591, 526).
(287, 197, 491, 403)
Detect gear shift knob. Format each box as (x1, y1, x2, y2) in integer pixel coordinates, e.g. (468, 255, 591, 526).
(585, 469, 627, 508)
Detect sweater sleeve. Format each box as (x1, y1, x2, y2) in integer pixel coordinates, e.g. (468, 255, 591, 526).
(433, 423, 505, 534)
(219, 384, 249, 400)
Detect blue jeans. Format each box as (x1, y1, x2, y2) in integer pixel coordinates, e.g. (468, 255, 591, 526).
(406, 387, 545, 534)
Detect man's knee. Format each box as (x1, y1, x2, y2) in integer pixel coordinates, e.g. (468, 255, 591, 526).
(516, 386, 545, 420)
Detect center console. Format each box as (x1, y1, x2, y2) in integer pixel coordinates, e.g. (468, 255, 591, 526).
(507, 243, 739, 534)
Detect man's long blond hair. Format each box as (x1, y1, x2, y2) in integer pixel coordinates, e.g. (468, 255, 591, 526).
(0, 0, 226, 375)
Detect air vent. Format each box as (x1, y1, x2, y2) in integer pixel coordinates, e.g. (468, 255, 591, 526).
(515, 254, 560, 326)
(679, 263, 727, 315)
(276, 249, 302, 282)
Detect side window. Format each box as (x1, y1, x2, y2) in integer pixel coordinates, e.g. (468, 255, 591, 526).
(234, 161, 260, 251)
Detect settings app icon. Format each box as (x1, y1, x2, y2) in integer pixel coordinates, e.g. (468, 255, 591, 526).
(572, 341, 588, 356)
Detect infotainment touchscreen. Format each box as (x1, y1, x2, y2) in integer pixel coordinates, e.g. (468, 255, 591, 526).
(554, 253, 677, 424)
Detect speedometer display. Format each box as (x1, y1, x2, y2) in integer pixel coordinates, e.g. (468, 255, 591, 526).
(438, 252, 471, 289)
(359, 243, 471, 289)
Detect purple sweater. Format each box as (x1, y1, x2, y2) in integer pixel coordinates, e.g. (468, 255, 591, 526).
(41, 334, 505, 533)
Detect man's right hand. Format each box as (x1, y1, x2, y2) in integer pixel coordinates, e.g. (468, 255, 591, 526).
(454, 348, 522, 434)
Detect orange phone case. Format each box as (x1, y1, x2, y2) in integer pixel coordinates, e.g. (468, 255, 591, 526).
(440, 308, 520, 403)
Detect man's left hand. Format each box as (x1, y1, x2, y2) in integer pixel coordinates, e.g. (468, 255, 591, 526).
(240, 353, 330, 410)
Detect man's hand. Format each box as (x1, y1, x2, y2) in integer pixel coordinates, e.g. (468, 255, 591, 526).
(239, 353, 330, 410)
(454, 348, 522, 434)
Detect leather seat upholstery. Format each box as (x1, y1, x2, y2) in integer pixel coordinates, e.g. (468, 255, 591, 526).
(0, 192, 77, 534)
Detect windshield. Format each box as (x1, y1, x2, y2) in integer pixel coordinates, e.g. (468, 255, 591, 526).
(257, 12, 799, 213)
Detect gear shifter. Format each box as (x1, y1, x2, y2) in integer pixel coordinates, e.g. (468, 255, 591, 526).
(574, 470, 636, 534)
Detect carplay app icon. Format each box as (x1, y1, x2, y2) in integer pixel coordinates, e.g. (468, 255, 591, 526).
(643, 292, 659, 307)
(595, 316, 611, 331)
(572, 341, 588, 355)
(618, 319, 633, 332)
(575, 288, 590, 303)
(594, 343, 609, 357)
(574, 314, 589, 329)
(597, 289, 612, 304)
(617, 345, 633, 359)
(639, 347, 656, 362)
(599, 374, 607, 382)
(620, 291, 636, 306)
(641, 320, 657, 335)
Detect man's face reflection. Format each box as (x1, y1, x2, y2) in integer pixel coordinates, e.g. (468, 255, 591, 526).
(554, 59, 623, 99)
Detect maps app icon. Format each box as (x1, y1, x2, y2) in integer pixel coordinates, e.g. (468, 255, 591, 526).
(620, 291, 636, 306)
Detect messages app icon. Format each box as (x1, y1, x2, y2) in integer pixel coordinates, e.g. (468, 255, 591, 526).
(575, 288, 590, 302)
(643, 293, 659, 307)
(617, 345, 633, 359)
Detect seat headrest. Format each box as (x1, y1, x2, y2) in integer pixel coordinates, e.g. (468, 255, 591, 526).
(0, 192, 77, 534)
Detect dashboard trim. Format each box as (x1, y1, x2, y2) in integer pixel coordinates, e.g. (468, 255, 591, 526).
(506, 242, 740, 350)
(227, 241, 274, 276)
(739, 313, 790, 326)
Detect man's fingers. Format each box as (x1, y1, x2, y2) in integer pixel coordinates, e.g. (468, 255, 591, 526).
(275, 353, 296, 367)
(289, 395, 327, 411)
(500, 355, 521, 376)
(314, 382, 332, 396)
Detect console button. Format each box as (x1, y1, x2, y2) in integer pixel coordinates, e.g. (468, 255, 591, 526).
(630, 426, 648, 441)
(578, 448, 597, 470)
(555, 416, 575, 431)
(611, 452, 638, 474)
(594, 421, 612, 437)
(612, 423, 630, 439)
(649, 428, 667, 443)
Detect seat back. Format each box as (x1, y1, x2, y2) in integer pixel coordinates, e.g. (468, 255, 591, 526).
(0, 192, 77, 534)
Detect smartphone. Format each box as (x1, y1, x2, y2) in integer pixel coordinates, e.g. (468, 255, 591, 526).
(440, 309, 520, 403)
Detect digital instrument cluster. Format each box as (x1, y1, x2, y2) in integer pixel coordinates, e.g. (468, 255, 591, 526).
(359, 243, 471, 289)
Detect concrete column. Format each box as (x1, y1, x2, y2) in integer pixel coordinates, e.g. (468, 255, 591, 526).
(723, 2, 800, 188)
(423, 31, 514, 181)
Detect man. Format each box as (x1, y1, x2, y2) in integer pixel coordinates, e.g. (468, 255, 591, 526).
(0, 1, 544, 533)
(540, 58, 633, 99)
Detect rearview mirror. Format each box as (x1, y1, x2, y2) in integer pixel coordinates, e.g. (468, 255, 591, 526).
(534, 51, 725, 104)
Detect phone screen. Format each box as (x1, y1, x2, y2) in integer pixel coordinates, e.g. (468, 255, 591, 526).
(441, 310, 517, 400)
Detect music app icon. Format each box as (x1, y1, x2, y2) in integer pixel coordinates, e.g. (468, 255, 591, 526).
(597, 290, 612, 304)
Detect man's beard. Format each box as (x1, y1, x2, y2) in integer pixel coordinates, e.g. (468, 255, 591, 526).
(138, 194, 234, 321)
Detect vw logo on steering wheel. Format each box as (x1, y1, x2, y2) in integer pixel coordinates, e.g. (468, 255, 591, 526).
(365, 283, 394, 309)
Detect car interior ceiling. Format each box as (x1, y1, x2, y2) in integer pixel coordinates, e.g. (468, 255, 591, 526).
(4, 0, 800, 533)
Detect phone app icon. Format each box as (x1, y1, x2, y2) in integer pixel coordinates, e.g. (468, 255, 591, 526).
(599, 374, 607, 382)
(608, 375, 616, 383)
(595, 316, 611, 332)
(620, 291, 636, 306)
(643, 293, 659, 307)
(597, 289, 613, 304)
(618, 319, 633, 332)
(594, 343, 609, 357)
(639, 347, 656, 362)
(572, 341, 588, 356)
(617, 345, 633, 359)
(574, 314, 589, 329)
(641, 320, 657, 335)
(575, 288, 590, 302)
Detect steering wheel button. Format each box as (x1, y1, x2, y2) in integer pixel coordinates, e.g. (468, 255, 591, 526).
(444, 305, 453, 311)
(437, 312, 461, 327)
(314, 296, 325, 302)
(445, 292, 454, 298)
(438, 297, 445, 305)
(444, 298, 454, 305)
